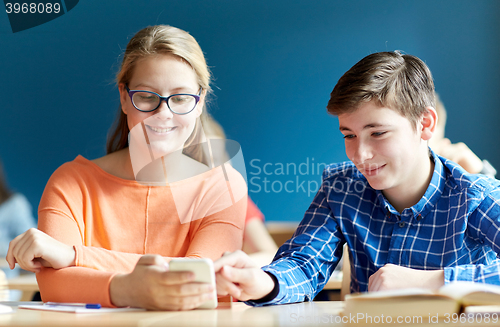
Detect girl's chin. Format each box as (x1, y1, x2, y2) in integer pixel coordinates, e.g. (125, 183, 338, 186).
(150, 144, 184, 158)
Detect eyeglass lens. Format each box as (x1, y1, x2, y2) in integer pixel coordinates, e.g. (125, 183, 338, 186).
(132, 92, 197, 113)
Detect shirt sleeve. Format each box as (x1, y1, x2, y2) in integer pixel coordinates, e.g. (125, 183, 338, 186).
(444, 187, 500, 284)
(246, 179, 345, 307)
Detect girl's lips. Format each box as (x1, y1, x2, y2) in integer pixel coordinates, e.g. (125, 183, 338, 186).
(146, 125, 177, 134)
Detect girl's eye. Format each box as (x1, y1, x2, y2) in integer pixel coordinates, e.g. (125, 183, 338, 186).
(372, 131, 387, 137)
(343, 134, 355, 139)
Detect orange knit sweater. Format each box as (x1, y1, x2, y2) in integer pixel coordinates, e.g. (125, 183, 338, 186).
(36, 155, 246, 306)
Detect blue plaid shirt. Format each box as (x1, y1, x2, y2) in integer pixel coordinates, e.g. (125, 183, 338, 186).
(248, 150, 500, 306)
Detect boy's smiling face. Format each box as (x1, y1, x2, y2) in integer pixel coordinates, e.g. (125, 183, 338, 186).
(338, 100, 434, 208)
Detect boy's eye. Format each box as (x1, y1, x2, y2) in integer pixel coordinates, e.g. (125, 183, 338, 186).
(343, 134, 355, 139)
(372, 131, 387, 137)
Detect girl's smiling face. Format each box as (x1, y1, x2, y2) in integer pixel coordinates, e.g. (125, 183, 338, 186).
(119, 54, 204, 158)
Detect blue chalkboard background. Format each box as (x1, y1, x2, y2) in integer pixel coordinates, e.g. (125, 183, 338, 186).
(1, 0, 499, 222)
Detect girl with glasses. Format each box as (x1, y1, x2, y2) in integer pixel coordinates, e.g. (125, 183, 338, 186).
(6, 25, 247, 310)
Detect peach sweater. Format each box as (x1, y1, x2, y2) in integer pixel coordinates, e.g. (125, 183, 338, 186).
(36, 155, 246, 306)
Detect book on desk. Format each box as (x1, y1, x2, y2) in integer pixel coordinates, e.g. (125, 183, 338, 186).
(342, 282, 500, 321)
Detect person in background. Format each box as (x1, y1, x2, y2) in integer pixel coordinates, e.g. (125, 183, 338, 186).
(429, 92, 496, 178)
(0, 158, 36, 299)
(6, 25, 247, 310)
(201, 114, 278, 266)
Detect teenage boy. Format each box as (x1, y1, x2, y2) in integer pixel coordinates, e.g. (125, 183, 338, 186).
(214, 51, 500, 306)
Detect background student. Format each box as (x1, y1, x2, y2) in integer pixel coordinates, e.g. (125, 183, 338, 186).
(213, 51, 500, 306)
(200, 114, 278, 266)
(6, 25, 247, 310)
(429, 92, 496, 178)
(0, 158, 36, 300)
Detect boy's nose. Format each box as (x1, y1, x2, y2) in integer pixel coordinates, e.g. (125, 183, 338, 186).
(352, 143, 373, 164)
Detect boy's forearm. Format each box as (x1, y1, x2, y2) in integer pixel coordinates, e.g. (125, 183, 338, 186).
(368, 264, 444, 292)
(425, 269, 445, 290)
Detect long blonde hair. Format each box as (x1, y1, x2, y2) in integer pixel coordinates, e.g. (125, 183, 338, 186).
(107, 25, 212, 163)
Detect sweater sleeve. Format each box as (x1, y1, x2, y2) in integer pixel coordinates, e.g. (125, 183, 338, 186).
(38, 209, 144, 273)
(184, 195, 246, 260)
(39, 193, 247, 274)
(36, 158, 247, 306)
(36, 160, 146, 273)
(37, 207, 245, 307)
(36, 162, 143, 305)
(36, 267, 116, 307)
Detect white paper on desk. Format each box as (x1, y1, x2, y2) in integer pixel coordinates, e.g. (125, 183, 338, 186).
(0, 304, 13, 314)
(18, 304, 145, 314)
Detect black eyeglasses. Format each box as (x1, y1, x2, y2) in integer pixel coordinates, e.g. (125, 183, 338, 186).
(125, 85, 202, 114)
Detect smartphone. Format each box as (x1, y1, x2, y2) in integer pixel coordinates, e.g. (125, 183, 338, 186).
(168, 258, 218, 309)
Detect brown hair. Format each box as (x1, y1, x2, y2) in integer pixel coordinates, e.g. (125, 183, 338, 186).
(106, 25, 212, 158)
(327, 51, 435, 129)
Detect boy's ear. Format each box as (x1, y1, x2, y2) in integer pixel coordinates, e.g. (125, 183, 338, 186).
(420, 106, 437, 141)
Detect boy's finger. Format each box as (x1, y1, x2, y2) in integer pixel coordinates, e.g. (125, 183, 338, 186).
(213, 251, 252, 272)
(215, 273, 240, 297)
(219, 265, 255, 285)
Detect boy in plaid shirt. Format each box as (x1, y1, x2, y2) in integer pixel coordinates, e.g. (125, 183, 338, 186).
(215, 51, 500, 306)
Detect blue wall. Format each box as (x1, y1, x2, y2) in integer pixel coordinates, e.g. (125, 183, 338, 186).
(1, 0, 499, 222)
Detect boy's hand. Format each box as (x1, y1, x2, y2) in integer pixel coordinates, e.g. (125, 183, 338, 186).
(6, 228, 76, 273)
(368, 264, 444, 292)
(214, 250, 275, 301)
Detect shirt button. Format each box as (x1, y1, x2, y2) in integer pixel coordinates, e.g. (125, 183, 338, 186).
(399, 222, 406, 227)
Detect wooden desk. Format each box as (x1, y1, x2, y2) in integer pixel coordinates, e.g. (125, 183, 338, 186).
(6, 274, 38, 301)
(0, 301, 495, 326)
(0, 301, 345, 327)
